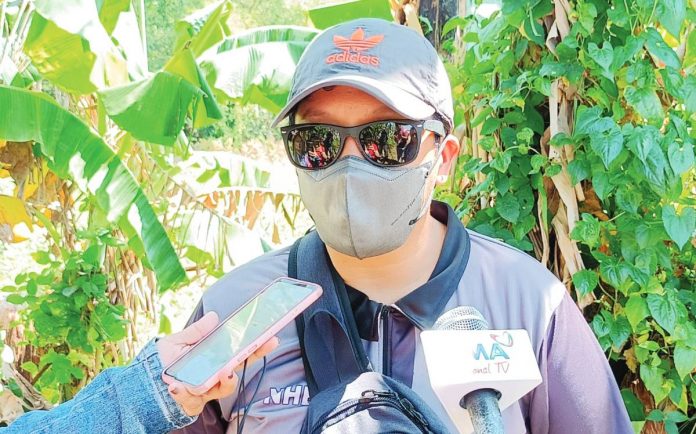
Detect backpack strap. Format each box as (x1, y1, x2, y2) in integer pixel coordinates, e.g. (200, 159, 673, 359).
(289, 231, 371, 397)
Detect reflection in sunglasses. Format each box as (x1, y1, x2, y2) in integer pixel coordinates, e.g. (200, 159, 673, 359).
(282, 120, 434, 169)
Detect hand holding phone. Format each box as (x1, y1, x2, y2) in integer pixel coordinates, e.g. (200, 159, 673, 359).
(162, 277, 322, 395)
(156, 312, 279, 416)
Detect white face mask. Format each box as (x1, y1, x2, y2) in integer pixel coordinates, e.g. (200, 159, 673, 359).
(296, 154, 440, 259)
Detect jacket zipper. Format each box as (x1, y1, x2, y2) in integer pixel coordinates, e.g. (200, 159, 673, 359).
(379, 305, 391, 377)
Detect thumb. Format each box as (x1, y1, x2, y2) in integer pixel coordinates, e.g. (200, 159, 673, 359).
(170, 311, 219, 345)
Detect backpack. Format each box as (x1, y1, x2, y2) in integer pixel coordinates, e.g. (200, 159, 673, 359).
(288, 231, 450, 434)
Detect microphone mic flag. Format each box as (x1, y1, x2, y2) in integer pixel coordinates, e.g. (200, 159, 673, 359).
(421, 307, 542, 434)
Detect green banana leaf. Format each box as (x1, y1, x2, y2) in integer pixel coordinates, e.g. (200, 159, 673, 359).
(23, 0, 146, 94)
(99, 0, 132, 34)
(0, 85, 186, 290)
(98, 49, 222, 146)
(308, 0, 393, 29)
(174, 0, 234, 58)
(198, 26, 318, 114)
(213, 25, 318, 52)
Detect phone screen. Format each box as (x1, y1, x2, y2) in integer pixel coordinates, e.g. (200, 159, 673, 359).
(166, 279, 315, 386)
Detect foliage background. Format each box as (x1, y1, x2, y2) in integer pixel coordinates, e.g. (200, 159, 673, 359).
(437, 0, 696, 432)
(0, 0, 694, 433)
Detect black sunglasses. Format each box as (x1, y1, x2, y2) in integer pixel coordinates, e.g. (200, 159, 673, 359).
(280, 119, 446, 170)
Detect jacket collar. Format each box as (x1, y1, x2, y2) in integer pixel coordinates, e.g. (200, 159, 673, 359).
(346, 201, 471, 339)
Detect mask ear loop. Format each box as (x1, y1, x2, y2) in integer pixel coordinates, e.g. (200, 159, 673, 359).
(408, 135, 445, 226)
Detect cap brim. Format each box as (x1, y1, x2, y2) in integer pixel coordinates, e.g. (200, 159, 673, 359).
(271, 75, 436, 127)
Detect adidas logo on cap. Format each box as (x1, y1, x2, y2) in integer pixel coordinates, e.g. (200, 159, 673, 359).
(325, 28, 384, 67)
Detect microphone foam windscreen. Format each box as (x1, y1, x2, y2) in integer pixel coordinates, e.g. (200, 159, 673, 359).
(433, 306, 489, 331)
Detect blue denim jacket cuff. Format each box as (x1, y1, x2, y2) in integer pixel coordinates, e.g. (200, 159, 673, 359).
(138, 338, 198, 428)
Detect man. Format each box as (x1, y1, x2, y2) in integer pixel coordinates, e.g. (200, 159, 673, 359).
(396, 123, 415, 162)
(175, 18, 632, 434)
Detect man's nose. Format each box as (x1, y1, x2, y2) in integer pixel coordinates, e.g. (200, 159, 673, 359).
(339, 135, 363, 158)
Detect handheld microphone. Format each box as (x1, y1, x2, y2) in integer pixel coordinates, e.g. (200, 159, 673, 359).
(433, 307, 504, 434)
(421, 307, 542, 434)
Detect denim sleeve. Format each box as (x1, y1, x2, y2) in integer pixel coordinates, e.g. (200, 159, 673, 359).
(1, 339, 196, 434)
(171, 302, 228, 434)
(525, 293, 633, 434)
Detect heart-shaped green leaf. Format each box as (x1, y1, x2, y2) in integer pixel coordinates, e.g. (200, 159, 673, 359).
(662, 205, 695, 250)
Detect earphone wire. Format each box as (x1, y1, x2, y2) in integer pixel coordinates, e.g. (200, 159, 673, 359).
(237, 356, 268, 433)
(235, 360, 248, 434)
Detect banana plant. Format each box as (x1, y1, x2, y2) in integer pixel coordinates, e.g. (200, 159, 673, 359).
(308, 0, 393, 29)
(137, 146, 304, 277)
(98, 48, 223, 146)
(0, 85, 186, 289)
(1, 0, 317, 289)
(196, 24, 318, 114)
(23, 0, 147, 93)
(0, 0, 388, 415)
(174, 0, 234, 57)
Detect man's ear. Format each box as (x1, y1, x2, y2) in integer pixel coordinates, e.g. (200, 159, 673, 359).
(435, 134, 460, 184)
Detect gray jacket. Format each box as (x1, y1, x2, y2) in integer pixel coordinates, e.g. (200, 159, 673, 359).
(173, 201, 632, 434)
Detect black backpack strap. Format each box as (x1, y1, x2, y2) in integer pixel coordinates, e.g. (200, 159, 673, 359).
(289, 237, 318, 395)
(289, 231, 371, 397)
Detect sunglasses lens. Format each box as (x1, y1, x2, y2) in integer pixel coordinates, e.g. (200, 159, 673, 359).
(286, 126, 341, 169)
(358, 122, 418, 166)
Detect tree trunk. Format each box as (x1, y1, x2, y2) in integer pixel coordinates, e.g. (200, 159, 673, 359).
(418, 0, 461, 49)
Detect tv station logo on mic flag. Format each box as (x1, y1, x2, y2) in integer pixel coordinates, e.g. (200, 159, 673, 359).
(474, 331, 514, 361)
(471, 331, 516, 376)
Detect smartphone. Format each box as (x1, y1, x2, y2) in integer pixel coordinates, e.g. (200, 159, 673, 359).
(163, 277, 322, 392)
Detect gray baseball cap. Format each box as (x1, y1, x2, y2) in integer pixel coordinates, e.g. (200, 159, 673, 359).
(271, 18, 454, 132)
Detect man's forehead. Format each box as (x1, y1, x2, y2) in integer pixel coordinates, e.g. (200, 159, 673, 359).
(297, 104, 400, 120)
(296, 86, 405, 122)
